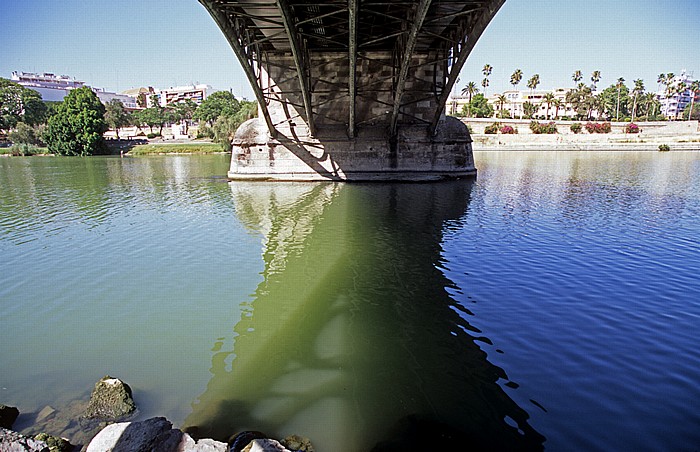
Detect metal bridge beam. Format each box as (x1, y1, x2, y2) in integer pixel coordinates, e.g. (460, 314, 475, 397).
(276, 0, 317, 136)
(389, 0, 432, 138)
(348, 0, 359, 138)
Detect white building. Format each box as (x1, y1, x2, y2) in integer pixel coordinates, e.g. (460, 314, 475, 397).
(11, 71, 139, 109)
(11, 71, 85, 102)
(657, 70, 697, 119)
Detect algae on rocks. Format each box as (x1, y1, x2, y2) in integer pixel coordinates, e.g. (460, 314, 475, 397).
(83, 375, 137, 421)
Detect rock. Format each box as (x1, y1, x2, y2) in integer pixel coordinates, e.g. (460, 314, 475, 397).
(86, 417, 182, 452)
(36, 406, 56, 423)
(241, 439, 290, 452)
(33, 433, 72, 452)
(280, 435, 314, 452)
(228, 431, 267, 452)
(0, 405, 20, 429)
(177, 433, 227, 451)
(83, 376, 136, 421)
(0, 427, 49, 451)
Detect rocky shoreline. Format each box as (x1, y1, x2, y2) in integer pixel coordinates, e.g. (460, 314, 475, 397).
(0, 376, 313, 452)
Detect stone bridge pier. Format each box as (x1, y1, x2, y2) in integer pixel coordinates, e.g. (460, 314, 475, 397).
(199, 0, 505, 181)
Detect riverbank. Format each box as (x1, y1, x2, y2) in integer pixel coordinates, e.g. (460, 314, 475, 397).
(465, 118, 700, 151)
(127, 142, 225, 155)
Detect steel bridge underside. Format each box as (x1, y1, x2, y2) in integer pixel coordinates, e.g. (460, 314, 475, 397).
(198, 0, 505, 139)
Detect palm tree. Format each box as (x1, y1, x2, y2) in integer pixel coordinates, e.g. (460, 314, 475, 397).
(552, 98, 564, 119)
(511, 69, 523, 118)
(591, 71, 601, 91)
(542, 92, 556, 120)
(688, 80, 700, 121)
(461, 82, 479, 117)
(482, 64, 493, 95)
(615, 77, 625, 121)
(481, 77, 490, 94)
(631, 79, 644, 122)
(674, 82, 687, 120)
(527, 74, 541, 103)
(572, 70, 583, 87)
(664, 73, 675, 118)
(496, 94, 508, 118)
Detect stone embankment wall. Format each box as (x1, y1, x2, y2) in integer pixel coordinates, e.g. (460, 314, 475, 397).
(462, 119, 700, 151)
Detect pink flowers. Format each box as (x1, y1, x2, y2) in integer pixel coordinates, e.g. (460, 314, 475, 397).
(585, 122, 612, 134)
(625, 123, 640, 134)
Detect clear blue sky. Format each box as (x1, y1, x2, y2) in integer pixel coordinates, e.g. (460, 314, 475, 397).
(2, 0, 699, 99)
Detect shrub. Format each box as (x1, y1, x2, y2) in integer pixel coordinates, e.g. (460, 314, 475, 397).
(484, 123, 500, 134)
(570, 123, 582, 134)
(585, 122, 612, 134)
(499, 125, 517, 134)
(530, 121, 558, 134)
(658, 144, 670, 152)
(625, 123, 640, 134)
(146, 133, 160, 139)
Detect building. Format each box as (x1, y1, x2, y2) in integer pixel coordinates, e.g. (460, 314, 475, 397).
(11, 71, 86, 102)
(657, 70, 697, 119)
(158, 84, 212, 107)
(11, 71, 139, 109)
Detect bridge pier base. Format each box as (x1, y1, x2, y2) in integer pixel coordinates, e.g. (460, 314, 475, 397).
(228, 116, 476, 182)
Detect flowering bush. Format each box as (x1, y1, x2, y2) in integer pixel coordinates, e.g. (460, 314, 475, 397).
(625, 123, 640, 134)
(570, 123, 582, 134)
(585, 122, 612, 134)
(500, 125, 518, 134)
(530, 121, 558, 134)
(484, 123, 501, 134)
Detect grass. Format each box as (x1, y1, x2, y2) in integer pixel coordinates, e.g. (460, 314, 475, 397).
(0, 144, 50, 156)
(128, 142, 225, 155)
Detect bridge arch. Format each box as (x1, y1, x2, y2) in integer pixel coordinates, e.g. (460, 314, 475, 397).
(199, 0, 505, 180)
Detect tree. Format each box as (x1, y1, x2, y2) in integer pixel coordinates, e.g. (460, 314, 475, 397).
(211, 100, 258, 151)
(461, 82, 479, 118)
(552, 98, 563, 119)
(673, 82, 687, 120)
(44, 86, 107, 156)
(173, 99, 198, 134)
(687, 81, 700, 121)
(630, 79, 644, 122)
(496, 94, 508, 118)
(193, 91, 240, 126)
(104, 99, 131, 139)
(8, 122, 45, 146)
(463, 94, 493, 118)
(522, 101, 537, 119)
(481, 78, 490, 95)
(542, 93, 556, 120)
(0, 78, 47, 134)
(572, 70, 583, 86)
(527, 74, 540, 95)
(591, 71, 601, 90)
(510, 69, 523, 118)
(482, 64, 493, 95)
(663, 73, 675, 118)
(615, 77, 626, 121)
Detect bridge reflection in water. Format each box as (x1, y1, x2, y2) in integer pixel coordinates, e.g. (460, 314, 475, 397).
(183, 181, 544, 451)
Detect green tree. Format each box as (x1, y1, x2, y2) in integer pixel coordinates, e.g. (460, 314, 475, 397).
(193, 91, 240, 126)
(522, 101, 537, 119)
(687, 80, 700, 121)
(173, 99, 198, 134)
(463, 94, 493, 118)
(510, 69, 523, 118)
(630, 79, 644, 122)
(481, 64, 493, 96)
(591, 70, 601, 90)
(44, 87, 107, 156)
(104, 99, 131, 139)
(461, 82, 479, 118)
(481, 78, 489, 95)
(527, 74, 540, 94)
(496, 94, 508, 118)
(542, 93, 556, 120)
(8, 122, 45, 146)
(0, 78, 47, 133)
(615, 77, 626, 121)
(552, 98, 564, 119)
(572, 70, 583, 86)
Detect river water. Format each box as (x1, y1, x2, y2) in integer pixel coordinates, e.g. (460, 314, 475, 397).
(1, 151, 699, 450)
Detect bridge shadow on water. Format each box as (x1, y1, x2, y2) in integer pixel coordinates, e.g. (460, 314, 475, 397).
(182, 180, 545, 451)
